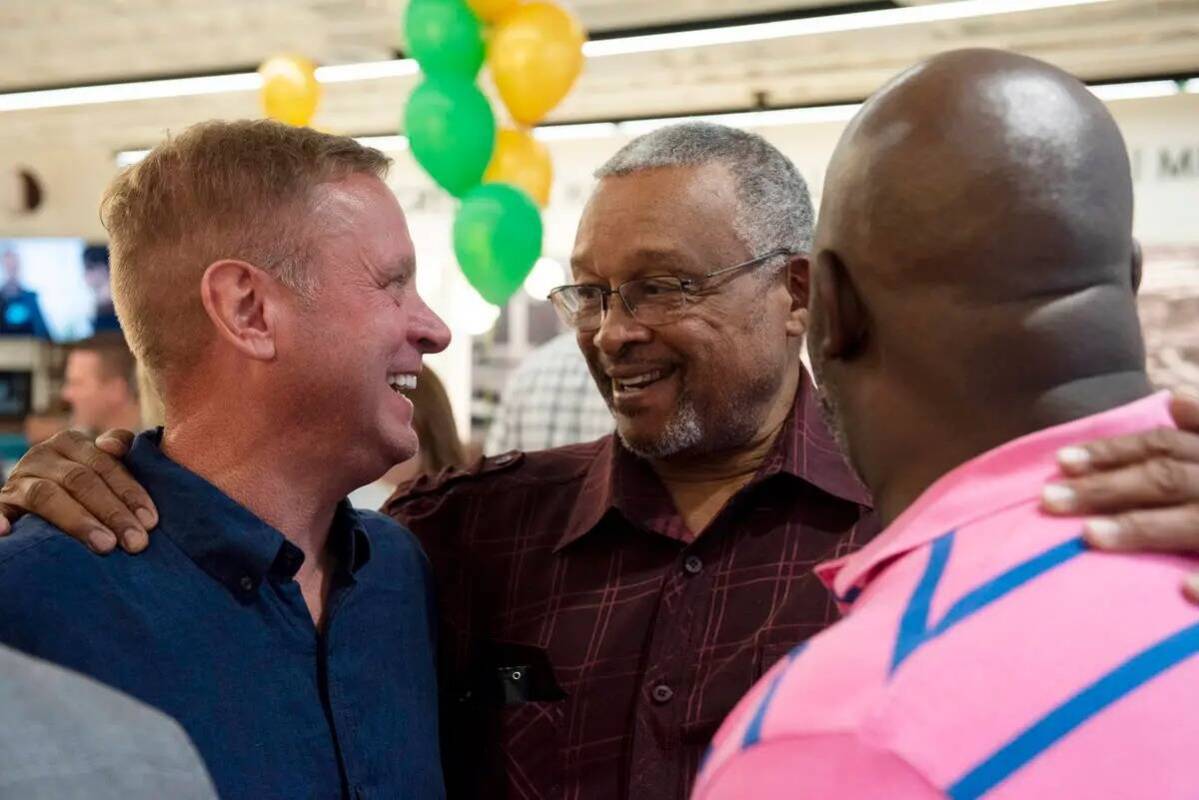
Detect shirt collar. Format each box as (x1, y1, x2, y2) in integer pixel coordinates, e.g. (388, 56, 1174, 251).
(816, 391, 1172, 605)
(553, 368, 870, 552)
(126, 430, 372, 601)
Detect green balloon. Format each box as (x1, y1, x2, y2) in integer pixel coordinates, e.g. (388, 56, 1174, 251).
(453, 183, 543, 306)
(404, 0, 486, 78)
(404, 76, 496, 197)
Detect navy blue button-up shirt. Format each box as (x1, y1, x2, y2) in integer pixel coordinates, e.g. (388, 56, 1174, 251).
(0, 431, 443, 800)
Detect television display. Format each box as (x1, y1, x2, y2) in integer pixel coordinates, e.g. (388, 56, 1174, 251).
(0, 371, 32, 419)
(0, 238, 117, 342)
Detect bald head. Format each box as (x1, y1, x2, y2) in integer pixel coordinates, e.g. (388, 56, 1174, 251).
(808, 49, 1151, 523)
(821, 48, 1136, 297)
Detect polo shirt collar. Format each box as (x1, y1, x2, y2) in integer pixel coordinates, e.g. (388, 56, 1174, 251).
(126, 430, 372, 600)
(817, 391, 1171, 607)
(554, 368, 870, 552)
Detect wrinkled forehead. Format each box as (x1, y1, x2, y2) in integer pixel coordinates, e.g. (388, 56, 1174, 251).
(571, 164, 747, 281)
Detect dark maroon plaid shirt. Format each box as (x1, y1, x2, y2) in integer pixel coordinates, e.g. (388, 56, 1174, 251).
(384, 372, 878, 800)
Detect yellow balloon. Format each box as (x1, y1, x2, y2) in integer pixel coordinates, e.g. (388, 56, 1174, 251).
(467, 0, 519, 22)
(488, 2, 584, 126)
(259, 54, 321, 127)
(484, 128, 553, 206)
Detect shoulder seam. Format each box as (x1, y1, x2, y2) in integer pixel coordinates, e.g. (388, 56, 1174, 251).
(392, 459, 593, 504)
(0, 526, 77, 572)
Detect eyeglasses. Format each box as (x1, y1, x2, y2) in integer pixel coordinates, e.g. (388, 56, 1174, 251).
(548, 248, 795, 332)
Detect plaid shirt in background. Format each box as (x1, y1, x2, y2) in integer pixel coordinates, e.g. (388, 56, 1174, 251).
(386, 371, 878, 800)
(486, 333, 615, 454)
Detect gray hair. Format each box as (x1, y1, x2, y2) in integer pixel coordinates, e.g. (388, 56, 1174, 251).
(594, 121, 814, 255)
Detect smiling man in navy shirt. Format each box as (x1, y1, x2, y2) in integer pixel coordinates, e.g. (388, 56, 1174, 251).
(0, 120, 450, 799)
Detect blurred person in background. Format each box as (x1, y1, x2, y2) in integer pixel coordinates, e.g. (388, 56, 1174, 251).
(0, 643, 216, 798)
(82, 246, 121, 333)
(62, 333, 141, 436)
(485, 331, 613, 453)
(0, 246, 48, 338)
(350, 366, 467, 509)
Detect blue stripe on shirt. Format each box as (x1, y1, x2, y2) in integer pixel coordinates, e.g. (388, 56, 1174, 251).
(891, 533, 1086, 674)
(948, 621, 1199, 799)
(742, 642, 808, 749)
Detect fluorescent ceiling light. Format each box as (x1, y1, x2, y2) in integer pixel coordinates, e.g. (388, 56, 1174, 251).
(1089, 80, 1180, 101)
(619, 104, 862, 135)
(354, 134, 409, 150)
(533, 122, 621, 141)
(0, 72, 262, 112)
(1184, 79, 1199, 94)
(585, 0, 1113, 58)
(0, 60, 418, 113)
(314, 60, 418, 83)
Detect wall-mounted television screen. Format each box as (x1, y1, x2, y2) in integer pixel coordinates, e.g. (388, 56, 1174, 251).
(0, 238, 117, 343)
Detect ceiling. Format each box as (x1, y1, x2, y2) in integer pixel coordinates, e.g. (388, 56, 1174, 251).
(0, 0, 1197, 152)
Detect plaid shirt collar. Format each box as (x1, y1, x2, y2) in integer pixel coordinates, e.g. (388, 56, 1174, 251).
(555, 368, 872, 552)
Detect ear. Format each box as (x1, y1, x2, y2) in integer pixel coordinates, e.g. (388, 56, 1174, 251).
(1130, 238, 1143, 294)
(811, 249, 867, 362)
(199, 260, 279, 363)
(783, 252, 811, 339)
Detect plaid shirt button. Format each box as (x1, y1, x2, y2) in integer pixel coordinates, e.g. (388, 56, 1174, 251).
(651, 684, 675, 704)
(683, 555, 703, 575)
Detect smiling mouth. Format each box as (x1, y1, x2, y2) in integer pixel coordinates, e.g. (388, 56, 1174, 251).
(612, 367, 675, 393)
(387, 374, 417, 395)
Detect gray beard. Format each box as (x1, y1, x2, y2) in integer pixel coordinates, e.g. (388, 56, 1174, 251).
(616, 384, 764, 461)
(617, 396, 704, 459)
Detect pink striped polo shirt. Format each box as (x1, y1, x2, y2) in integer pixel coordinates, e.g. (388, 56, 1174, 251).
(693, 392, 1199, 799)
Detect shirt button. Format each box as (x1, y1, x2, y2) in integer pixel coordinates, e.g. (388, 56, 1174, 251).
(239, 575, 254, 592)
(651, 684, 674, 704)
(683, 555, 703, 576)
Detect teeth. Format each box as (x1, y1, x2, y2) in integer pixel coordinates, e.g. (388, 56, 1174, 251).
(388, 374, 418, 393)
(615, 369, 665, 390)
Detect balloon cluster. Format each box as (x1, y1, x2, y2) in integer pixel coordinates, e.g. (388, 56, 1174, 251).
(403, 0, 584, 305)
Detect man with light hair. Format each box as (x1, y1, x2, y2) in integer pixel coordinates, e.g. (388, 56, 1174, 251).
(0, 120, 449, 799)
(62, 332, 142, 436)
(9, 120, 1199, 800)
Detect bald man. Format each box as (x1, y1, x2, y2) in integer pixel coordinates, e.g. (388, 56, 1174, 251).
(694, 50, 1199, 799)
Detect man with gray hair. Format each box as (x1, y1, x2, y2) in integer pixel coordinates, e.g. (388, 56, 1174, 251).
(404, 121, 859, 799)
(12, 120, 1199, 800)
